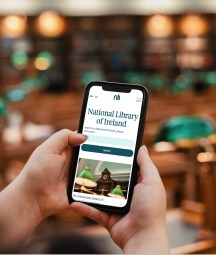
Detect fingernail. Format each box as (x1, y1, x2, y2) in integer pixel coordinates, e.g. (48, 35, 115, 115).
(81, 134, 88, 139)
(142, 145, 149, 154)
(75, 132, 88, 139)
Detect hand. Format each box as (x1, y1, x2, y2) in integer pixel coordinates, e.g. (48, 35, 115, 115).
(0, 129, 87, 251)
(71, 146, 170, 254)
(20, 129, 87, 218)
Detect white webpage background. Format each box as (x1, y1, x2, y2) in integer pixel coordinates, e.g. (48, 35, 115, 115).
(80, 86, 143, 164)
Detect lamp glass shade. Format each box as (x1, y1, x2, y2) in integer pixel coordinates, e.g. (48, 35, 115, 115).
(0, 98, 7, 117)
(80, 71, 105, 86)
(5, 88, 27, 102)
(75, 165, 97, 187)
(34, 51, 54, 71)
(171, 75, 192, 94)
(150, 75, 167, 91)
(108, 185, 125, 199)
(123, 71, 146, 85)
(11, 50, 29, 69)
(205, 71, 216, 87)
(155, 116, 216, 144)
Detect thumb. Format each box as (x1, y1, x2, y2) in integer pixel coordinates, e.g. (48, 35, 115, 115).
(38, 129, 87, 154)
(137, 146, 161, 181)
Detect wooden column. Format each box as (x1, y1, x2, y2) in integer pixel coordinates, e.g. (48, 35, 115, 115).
(200, 160, 216, 233)
(0, 118, 6, 189)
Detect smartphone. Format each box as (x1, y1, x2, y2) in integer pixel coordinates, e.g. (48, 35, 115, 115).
(67, 81, 148, 213)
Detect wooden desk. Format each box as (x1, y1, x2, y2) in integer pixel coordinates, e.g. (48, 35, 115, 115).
(150, 151, 191, 207)
(1, 91, 216, 199)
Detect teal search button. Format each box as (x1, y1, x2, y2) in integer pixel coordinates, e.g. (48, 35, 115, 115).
(81, 144, 133, 157)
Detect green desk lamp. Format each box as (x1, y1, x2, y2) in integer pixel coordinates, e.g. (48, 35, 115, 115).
(123, 71, 146, 85)
(149, 74, 167, 92)
(75, 165, 97, 193)
(204, 71, 216, 87)
(170, 74, 192, 94)
(21, 76, 48, 92)
(4, 88, 27, 102)
(154, 115, 216, 205)
(108, 185, 125, 199)
(154, 115, 216, 151)
(0, 98, 7, 117)
(80, 71, 105, 87)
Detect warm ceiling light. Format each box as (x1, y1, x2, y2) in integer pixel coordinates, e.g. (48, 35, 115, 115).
(1, 15, 26, 38)
(36, 11, 66, 37)
(146, 14, 173, 37)
(179, 15, 209, 36)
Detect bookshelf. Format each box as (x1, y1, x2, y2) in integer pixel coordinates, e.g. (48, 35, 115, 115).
(0, 14, 216, 93)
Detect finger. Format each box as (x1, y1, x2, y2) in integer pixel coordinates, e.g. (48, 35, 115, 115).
(68, 131, 87, 147)
(62, 146, 73, 180)
(39, 129, 87, 154)
(137, 146, 161, 181)
(70, 202, 110, 228)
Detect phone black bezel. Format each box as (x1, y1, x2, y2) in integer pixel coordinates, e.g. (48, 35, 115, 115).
(67, 81, 148, 213)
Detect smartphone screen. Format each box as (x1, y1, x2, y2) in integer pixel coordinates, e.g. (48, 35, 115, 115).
(68, 81, 148, 213)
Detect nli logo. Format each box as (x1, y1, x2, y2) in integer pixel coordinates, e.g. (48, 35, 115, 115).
(113, 94, 120, 100)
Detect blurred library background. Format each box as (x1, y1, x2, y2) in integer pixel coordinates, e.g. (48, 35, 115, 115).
(1, 0, 216, 253)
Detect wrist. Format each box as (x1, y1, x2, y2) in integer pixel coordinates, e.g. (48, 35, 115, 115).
(17, 172, 46, 222)
(123, 223, 170, 254)
(0, 173, 44, 250)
